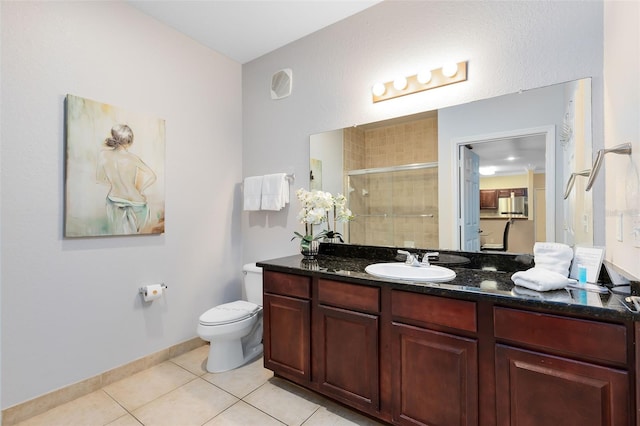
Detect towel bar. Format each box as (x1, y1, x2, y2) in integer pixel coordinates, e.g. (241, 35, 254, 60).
(563, 169, 591, 199)
(585, 143, 632, 191)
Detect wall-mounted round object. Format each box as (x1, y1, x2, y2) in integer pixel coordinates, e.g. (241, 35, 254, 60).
(393, 76, 408, 90)
(372, 82, 386, 96)
(442, 62, 459, 78)
(271, 68, 293, 100)
(417, 70, 432, 84)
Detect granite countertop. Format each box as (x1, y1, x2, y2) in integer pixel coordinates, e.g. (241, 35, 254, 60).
(257, 244, 640, 323)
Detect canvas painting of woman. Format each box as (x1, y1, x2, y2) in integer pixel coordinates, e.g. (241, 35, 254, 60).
(65, 94, 165, 237)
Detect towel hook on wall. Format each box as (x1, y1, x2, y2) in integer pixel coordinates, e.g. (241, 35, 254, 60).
(564, 169, 591, 199)
(585, 142, 633, 191)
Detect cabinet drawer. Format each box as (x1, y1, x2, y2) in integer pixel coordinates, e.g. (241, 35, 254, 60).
(318, 279, 380, 314)
(494, 307, 627, 365)
(391, 290, 477, 333)
(264, 270, 311, 299)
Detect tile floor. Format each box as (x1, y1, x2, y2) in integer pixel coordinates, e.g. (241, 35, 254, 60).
(15, 345, 385, 426)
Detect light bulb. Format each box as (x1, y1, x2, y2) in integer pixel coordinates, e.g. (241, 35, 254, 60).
(417, 70, 432, 84)
(442, 62, 459, 78)
(393, 76, 408, 91)
(372, 82, 386, 97)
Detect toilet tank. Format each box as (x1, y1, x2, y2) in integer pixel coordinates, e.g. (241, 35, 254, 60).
(243, 263, 263, 305)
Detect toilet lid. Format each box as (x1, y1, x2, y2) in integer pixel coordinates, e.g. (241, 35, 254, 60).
(199, 300, 261, 326)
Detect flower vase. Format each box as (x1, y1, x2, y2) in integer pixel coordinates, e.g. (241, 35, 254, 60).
(300, 239, 320, 259)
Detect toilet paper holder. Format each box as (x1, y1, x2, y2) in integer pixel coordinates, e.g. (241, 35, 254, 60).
(138, 284, 168, 297)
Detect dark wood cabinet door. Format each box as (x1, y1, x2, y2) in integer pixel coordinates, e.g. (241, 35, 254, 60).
(315, 304, 379, 412)
(480, 189, 498, 209)
(495, 345, 629, 426)
(391, 323, 478, 426)
(263, 293, 311, 384)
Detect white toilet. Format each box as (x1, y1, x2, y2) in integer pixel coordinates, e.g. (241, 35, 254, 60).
(197, 263, 263, 373)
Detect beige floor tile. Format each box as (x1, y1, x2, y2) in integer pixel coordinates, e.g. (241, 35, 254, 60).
(131, 378, 238, 426)
(203, 400, 284, 426)
(103, 361, 196, 411)
(105, 413, 143, 426)
(301, 401, 385, 426)
(15, 390, 126, 426)
(243, 378, 323, 426)
(203, 356, 273, 398)
(170, 344, 209, 376)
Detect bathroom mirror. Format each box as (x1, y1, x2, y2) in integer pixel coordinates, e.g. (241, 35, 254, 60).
(309, 78, 593, 255)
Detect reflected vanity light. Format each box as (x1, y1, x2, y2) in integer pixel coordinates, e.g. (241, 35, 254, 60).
(372, 61, 468, 103)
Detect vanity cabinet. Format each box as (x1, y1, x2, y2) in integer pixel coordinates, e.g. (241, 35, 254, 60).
(313, 279, 380, 412)
(263, 270, 311, 385)
(493, 307, 630, 425)
(479, 189, 498, 209)
(391, 291, 478, 426)
(261, 267, 637, 425)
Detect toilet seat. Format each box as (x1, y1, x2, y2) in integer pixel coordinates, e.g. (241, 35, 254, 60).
(199, 300, 261, 326)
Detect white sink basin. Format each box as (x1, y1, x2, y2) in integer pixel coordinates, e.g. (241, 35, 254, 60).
(365, 263, 456, 282)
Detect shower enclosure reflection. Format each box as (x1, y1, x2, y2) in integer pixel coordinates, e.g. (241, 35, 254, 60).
(347, 163, 438, 248)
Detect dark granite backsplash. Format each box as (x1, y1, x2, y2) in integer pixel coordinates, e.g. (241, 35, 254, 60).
(320, 242, 533, 272)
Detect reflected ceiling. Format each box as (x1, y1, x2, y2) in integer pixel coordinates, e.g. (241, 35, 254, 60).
(468, 135, 546, 176)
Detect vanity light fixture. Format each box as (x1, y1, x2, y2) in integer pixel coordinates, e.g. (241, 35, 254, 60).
(393, 76, 408, 91)
(372, 61, 468, 103)
(417, 70, 432, 84)
(372, 82, 386, 97)
(442, 62, 459, 78)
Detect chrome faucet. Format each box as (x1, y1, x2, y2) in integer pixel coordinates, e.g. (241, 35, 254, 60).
(420, 252, 439, 267)
(397, 250, 420, 266)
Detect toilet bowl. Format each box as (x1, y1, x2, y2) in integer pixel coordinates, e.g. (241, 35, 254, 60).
(197, 263, 264, 373)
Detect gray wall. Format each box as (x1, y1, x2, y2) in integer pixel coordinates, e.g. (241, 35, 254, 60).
(1, 2, 243, 408)
(242, 1, 604, 263)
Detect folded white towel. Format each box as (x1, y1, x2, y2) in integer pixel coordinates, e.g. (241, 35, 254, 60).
(533, 242, 574, 277)
(243, 176, 263, 211)
(261, 173, 289, 211)
(511, 267, 570, 292)
(511, 286, 573, 303)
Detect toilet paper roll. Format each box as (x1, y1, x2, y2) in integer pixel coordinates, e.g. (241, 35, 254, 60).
(143, 284, 163, 302)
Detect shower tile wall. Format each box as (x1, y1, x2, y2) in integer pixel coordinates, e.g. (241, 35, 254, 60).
(344, 116, 439, 249)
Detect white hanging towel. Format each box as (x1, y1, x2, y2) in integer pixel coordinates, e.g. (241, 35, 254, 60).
(261, 173, 289, 211)
(243, 176, 263, 211)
